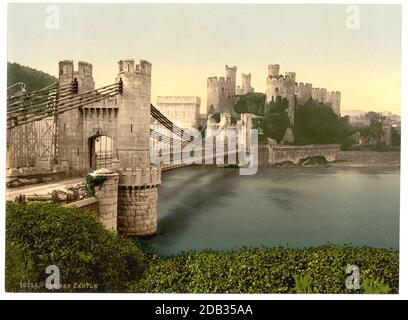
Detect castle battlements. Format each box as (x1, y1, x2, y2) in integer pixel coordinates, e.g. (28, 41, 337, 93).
(58, 60, 95, 92)
(297, 82, 313, 88)
(157, 96, 201, 105)
(118, 59, 152, 76)
(59, 60, 93, 79)
(207, 76, 234, 85)
(117, 167, 161, 188)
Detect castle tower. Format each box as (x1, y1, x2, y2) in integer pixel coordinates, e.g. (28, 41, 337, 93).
(285, 72, 296, 82)
(207, 65, 237, 114)
(265, 64, 296, 142)
(114, 59, 161, 236)
(240, 73, 254, 95)
(57, 60, 95, 174)
(225, 65, 237, 91)
(268, 64, 280, 78)
(328, 91, 341, 116)
(115, 59, 152, 168)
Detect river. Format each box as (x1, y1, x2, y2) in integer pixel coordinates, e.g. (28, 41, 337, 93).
(147, 166, 400, 256)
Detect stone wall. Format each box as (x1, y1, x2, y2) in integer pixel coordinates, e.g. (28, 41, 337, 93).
(66, 197, 99, 214)
(336, 151, 400, 165)
(156, 96, 201, 129)
(268, 144, 341, 165)
(117, 186, 158, 236)
(92, 170, 119, 230)
(117, 167, 161, 236)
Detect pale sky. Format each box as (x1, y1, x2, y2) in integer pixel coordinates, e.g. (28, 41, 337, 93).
(8, 3, 401, 115)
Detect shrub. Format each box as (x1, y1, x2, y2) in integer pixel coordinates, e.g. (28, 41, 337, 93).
(131, 245, 399, 294)
(361, 278, 391, 294)
(6, 201, 149, 292)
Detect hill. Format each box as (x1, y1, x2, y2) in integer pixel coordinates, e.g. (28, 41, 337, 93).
(7, 62, 58, 93)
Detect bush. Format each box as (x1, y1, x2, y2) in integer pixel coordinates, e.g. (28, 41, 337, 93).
(6, 201, 149, 292)
(131, 245, 399, 294)
(294, 100, 353, 145)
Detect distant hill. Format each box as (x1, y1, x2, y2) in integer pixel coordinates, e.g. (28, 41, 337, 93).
(7, 62, 58, 93)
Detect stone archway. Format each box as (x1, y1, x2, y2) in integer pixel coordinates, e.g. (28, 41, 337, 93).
(88, 135, 114, 170)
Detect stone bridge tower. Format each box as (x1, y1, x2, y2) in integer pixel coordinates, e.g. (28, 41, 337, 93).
(57, 59, 160, 236)
(115, 59, 160, 237)
(58, 60, 95, 174)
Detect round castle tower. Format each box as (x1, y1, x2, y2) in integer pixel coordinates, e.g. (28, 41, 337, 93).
(114, 59, 161, 236)
(265, 64, 296, 125)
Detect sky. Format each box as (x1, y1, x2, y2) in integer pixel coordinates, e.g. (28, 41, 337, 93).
(7, 3, 402, 115)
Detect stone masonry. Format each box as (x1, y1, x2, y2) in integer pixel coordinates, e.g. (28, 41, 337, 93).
(58, 59, 161, 236)
(92, 168, 119, 230)
(156, 96, 201, 129)
(117, 167, 161, 236)
(265, 64, 341, 117)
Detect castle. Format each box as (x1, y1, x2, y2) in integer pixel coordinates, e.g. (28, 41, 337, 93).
(156, 96, 201, 129)
(207, 65, 254, 114)
(265, 64, 341, 117)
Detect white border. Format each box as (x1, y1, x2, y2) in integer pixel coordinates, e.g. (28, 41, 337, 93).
(0, 0, 406, 300)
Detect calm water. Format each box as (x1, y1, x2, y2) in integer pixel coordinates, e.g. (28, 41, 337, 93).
(148, 166, 400, 256)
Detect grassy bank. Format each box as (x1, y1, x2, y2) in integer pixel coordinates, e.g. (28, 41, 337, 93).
(6, 202, 399, 293)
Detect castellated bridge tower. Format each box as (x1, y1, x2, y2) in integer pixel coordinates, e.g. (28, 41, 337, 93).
(58, 60, 95, 174)
(57, 59, 160, 236)
(115, 59, 160, 237)
(207, 65, 237, 114)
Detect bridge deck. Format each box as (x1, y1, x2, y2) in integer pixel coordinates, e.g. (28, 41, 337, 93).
(6, 177, 84, 201)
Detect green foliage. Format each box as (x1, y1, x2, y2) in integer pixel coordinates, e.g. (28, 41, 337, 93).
(211, 112, 221, 123)
(85, 175, 107, 197)
(293, 273, 313, 293)
(131, 245, 398, 294)
(233, 93, 290, 143)
(234, 93, 265, 116)
(6, 202, 148, 292)
(261, 99, 290, 143)
(7, 62, 58, 92)
(294, 99, 352, 145)
(361, 278, 391, 294)
(360, 112, 386, 141)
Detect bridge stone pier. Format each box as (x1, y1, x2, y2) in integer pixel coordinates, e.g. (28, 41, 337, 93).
(58, 58, 161, 236)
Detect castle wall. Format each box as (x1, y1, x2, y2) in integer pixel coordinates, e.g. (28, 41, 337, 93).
(156, 96, 201, 129)
(296, 82, 313, 105)
(265, 64, 341, 118)
(207, 65, 237, 114)
(312, 88, 328, 104)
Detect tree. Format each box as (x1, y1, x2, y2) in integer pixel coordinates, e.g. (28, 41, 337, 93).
(261, 99, 290, 143)
(360, 112, 386, 142)
(234, 93, 265, 116)
(293, 99, 351, 145)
